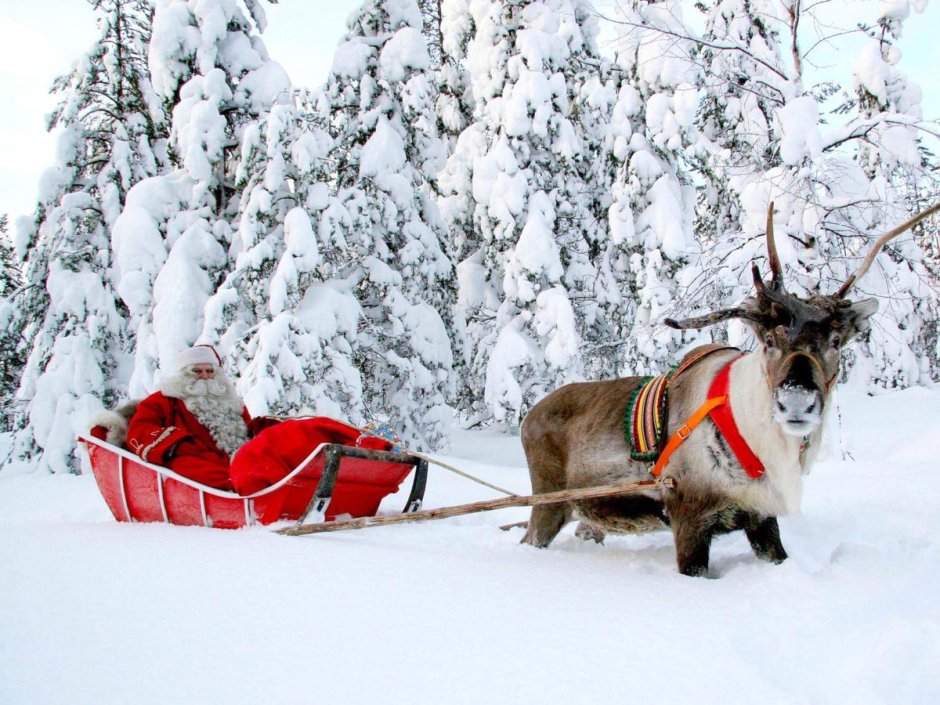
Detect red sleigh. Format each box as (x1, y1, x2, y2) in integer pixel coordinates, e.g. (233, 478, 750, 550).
(79, 419, 428, 530)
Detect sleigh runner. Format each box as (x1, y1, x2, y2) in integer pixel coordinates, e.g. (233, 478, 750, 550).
(80, 420, 428, 530)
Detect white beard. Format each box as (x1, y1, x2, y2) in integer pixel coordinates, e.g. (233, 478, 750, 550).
(161, 370, 249, 456)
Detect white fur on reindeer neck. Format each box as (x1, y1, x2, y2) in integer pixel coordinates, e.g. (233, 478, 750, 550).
(727, 353, 817, 516)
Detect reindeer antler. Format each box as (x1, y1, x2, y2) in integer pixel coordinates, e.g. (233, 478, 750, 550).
(664, 308, 767, 330)
(836, 202, 940, 298)
(765, 201, 782, 290)
(664, 201, 939, 333)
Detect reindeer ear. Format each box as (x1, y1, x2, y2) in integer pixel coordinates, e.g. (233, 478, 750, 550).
(845, 297, 879, 334)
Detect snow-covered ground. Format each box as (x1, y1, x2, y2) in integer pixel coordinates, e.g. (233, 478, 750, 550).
(2, 385, 939, 705)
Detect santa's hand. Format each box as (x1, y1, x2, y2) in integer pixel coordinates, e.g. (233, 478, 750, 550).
(164, 438, 192, 461)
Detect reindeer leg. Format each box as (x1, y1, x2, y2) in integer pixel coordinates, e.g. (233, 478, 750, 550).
(745, 515, 788, 564)
(665, 489, 718, 577)
(672, 517, 714, 577)
(520, 429, 572, 548)
(520, 503, 571, 547)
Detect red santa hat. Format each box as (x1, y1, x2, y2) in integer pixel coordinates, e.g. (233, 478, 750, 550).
(175, 344, 223, 371)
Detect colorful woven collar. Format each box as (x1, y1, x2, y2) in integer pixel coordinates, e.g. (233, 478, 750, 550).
(626, 372, 672, 461)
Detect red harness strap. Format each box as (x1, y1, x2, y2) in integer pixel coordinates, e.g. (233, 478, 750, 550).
(651, 356, 765, 479)
(706, 357, 765, 478)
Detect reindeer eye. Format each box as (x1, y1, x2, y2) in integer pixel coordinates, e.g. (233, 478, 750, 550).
(831, 335, 842, 350)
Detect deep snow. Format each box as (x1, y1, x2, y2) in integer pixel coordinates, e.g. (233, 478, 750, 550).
(2, 385, 939, 705)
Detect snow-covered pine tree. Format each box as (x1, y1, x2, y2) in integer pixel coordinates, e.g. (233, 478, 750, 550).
(604, 0, 703, 376)
(689, 0, 938, 387)
(838, 1, 939, 387)
(435, 1, 476, 154)
(436, 0, 479, 273)
(4, 0, 168, 473)
(418, 0, 445, 68)
(0, 215, 18, 300)
(690, 0, 829, 347)
(0, 214, 24, 428)
(200, 91, 369, 421)
(315, 0, 458, 448)
(110, 0, 291, 399)
(438, 0, 615, 427)
(691, 0, 785, 323)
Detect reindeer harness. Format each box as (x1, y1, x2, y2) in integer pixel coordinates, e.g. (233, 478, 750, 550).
(625, 345, 766, 480)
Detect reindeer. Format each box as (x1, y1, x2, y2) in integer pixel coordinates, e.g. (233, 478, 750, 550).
(520, 202, 939, 576)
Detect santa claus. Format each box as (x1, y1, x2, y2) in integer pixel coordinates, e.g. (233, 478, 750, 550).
(126, 345, 268, 490)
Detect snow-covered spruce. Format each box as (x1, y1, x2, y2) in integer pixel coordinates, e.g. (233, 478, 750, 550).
(0, 214, 23, 426)
(5, 0, 167, 473)
(689, 0, 938, 386)
(111, 0, 290, 400)
(438, 0, 616, 428)
(310, 0, 459, 449)
(201, 95, 369, 423)
(604, 0, 704, 377)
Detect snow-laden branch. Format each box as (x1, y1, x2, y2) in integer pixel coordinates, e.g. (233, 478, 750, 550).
(594, 6, 791, 82)
(822, 114, 940, 152)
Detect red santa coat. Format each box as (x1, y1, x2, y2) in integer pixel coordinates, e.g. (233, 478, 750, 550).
(126, 392, 258, 491)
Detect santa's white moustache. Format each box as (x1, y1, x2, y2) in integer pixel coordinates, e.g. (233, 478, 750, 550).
(184, 377, 229, 397)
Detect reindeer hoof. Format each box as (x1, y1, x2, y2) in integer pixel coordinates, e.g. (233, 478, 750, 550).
(756, 548, 788, 565)
(679, 564, 709, 578)
(574, 521, 606, 544)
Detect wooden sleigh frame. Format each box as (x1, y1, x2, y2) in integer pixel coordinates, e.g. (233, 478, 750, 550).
(80, 432, 428, 530)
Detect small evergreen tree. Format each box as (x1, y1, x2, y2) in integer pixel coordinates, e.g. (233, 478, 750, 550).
(0, 215, 18, 297)
(0, 214, 24, 427)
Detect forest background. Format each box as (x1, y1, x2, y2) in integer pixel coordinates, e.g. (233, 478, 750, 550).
(3, 1, 939, 224)
(0, 0, 937, 477)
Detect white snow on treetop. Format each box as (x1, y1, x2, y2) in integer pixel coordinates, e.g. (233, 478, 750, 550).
(776, 96, 823, 165)
(379, 27, 429, 82)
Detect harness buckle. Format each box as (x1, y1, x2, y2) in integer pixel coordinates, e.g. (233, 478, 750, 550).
(677, 424, 692, 440)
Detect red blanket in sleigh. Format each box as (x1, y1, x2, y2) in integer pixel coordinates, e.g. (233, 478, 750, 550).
(229, 417, 393, 495)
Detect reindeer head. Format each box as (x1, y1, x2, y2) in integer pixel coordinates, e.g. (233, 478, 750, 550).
(665, 202, 939, 437)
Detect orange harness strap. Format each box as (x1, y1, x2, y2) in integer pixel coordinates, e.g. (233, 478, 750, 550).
(651, 395, 727, 478)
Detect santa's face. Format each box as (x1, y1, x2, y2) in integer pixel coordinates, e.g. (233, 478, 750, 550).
(191, 364, 216, 380)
